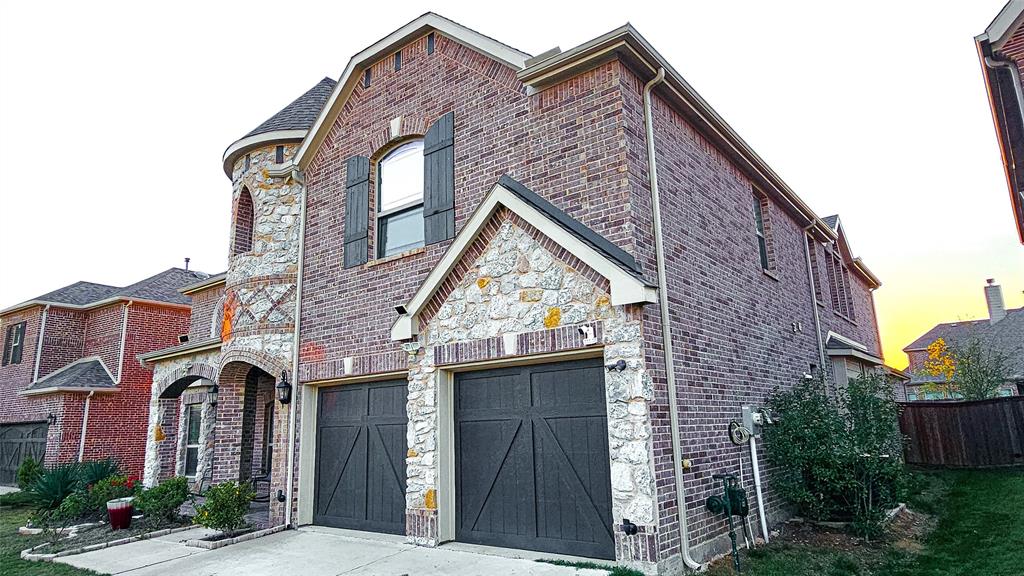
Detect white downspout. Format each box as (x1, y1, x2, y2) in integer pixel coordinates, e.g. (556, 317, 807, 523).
(78, 391, 95, 461)
(985, 56, 1024, 126)
(116, 301, 133, 384)
(644, 67, 703, 572)
(285, 166, 307, 528)
(748, 435, 769, 544)
(32, 304, 50, 382)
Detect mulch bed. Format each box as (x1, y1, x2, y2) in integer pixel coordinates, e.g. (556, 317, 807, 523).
(39, 517, 193, 553)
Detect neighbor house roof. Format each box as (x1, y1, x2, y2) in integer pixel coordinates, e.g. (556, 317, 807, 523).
(1, 268, 208, 315)
(904, 306, 1024, 381)
(21, 356, 118, 396)
(221, 77, 337, 176)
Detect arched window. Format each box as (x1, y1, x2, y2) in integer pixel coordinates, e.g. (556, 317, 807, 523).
(233, 188, 254, 255)
(377, 140, 424, 258)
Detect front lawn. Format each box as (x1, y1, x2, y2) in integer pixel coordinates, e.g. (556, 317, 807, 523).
(707, 468, 1024, 576)
(0, 501, 103, 576)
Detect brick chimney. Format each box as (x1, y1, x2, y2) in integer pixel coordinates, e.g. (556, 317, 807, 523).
(985, 279, 1007, 324)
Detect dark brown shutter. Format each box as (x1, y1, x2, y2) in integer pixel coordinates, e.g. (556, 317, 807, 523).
(344, 155, 371, 268)
(423, 112, 455, 245)
(1, 325, 11, 366)
(11, 322, 25, 364)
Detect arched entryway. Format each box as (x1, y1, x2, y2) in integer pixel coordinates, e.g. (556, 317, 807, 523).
(145, 362, 218, 488)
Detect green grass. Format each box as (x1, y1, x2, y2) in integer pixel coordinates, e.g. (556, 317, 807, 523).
(706, 468, 1024, 576)
(0, 502, 103, 576)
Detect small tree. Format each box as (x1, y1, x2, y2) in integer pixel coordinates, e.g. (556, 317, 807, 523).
(921, 337, 1010, 400)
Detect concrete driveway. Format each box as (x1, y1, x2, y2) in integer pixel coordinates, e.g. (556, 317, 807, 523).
(56, 525, 609, 576)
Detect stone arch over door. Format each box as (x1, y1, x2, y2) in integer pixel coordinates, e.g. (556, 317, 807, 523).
(214, 351, 287, 485)
(144, 362, 219, 487)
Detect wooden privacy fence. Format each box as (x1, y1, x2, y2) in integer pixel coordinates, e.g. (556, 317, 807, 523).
(899, 396, 1024, 468)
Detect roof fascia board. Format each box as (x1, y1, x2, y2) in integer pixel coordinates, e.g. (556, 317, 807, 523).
(1, 296, 189, 316)
(179, 274, 227, 295)
(222, 129, 308, 177)
(20, 386, 121, 397)
(295, 13, 529, 170)
(979, 0, 1024, 51)
(825, 347, 883, 366)
(390, 181, 657, 340)
(138, 339, 222, 365)
(519, 25, 838, 241)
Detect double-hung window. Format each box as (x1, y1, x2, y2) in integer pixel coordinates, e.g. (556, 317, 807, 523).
(377, 140, 426, 258)
(752, 196, 770, 270)
(183, 404, 202, 478)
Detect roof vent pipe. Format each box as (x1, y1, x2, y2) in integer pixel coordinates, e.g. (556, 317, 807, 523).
(644, 66, 703, 572)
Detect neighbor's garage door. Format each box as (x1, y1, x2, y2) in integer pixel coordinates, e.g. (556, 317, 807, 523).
(0, 421, 48, 486)
(314, 379, 407, 534)
(455, 358, 614, 559)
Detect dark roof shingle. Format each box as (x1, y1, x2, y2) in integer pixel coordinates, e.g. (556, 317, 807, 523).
(32, 281, 119, 306)
(905, 307, 1024, 380)
(241, 77, 337, 141)
(7, 268, 210, 312)
(24, 357, 116, 392)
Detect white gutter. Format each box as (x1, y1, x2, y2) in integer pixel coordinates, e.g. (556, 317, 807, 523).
(802, 229, 827, 373)
(78, 391, 96, 461)
(644, 67, 703, 572)
(285, 166, 307, 527)
(116, 301, 133, 383)
(32, 304, 50, 382)
(0, 296, 186, 318)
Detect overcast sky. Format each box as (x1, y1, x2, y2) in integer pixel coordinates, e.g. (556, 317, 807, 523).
(1, 1, 1022, 367)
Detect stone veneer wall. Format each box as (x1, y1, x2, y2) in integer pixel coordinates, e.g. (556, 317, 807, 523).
(403, 218, 660, 571)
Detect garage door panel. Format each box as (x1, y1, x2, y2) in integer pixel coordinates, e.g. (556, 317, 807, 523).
(455, 358, 614, 559)
(0, 422, 48, 486)
(314, 380, 407, 534)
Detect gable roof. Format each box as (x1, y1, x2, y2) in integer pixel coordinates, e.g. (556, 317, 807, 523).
(222, 77, 337, 177)
(21, 356, 118, 396)
(1, 268, 208, 316)
(294, 13, 531, 169)
(391, 175, 657, 340)
(822, 215, 839, 230)
(904, 306, 1024, 381)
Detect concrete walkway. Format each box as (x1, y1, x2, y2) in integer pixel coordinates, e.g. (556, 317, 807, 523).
(56, 525, 609, 575)
(0, 486, 21, 495)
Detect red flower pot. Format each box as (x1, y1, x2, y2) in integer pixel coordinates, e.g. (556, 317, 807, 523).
(107, 497, 134, 530)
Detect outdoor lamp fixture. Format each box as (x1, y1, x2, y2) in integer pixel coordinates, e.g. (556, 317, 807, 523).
(208, 385, 219, 405)
(276, 370, 292, 405)
(46, 413, 57, 425)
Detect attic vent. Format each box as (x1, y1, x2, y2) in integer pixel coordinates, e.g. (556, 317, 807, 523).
(178, 334, 189, 344)
(363, 69, 372, 88)
(427, 32, 435, 54)
(394, 51, 402, 71)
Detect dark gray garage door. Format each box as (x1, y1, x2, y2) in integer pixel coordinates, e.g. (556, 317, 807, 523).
(455, 358, 614, 559)
(0, 421, 48, 486)
(314, 380, 407, 534)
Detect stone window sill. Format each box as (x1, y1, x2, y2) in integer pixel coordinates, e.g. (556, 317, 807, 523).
(363, 246, 426, 269)
(762, 268, 780, 282)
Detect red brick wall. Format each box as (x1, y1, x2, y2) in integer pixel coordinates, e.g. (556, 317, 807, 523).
(188, 285, 225, 341)
(83, 303, 126, 373)
(38, 308, 87, 378)
(0, 307, 44, 425)
(302, 34, 634, 373)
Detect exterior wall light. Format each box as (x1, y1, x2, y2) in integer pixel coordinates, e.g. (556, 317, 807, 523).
(46, 412, 57, 425)
(276, 371, 292, 405)
(208, 385, 219, 405)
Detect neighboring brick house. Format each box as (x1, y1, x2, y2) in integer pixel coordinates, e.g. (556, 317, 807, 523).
(977, 0, 1024, 243)
(900, 279, 1023, 401)
(0, 268, 204, 484)
(140, 14, 887, 574)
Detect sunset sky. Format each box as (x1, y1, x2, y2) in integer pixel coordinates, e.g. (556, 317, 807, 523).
(1, 1, 1021, 369)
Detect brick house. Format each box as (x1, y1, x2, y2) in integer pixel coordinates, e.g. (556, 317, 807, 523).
(0, 268, 204, 484)
(142, 14, 886, 573)
(976, 0, 1024, 243)
(900, 279, 1023, 401)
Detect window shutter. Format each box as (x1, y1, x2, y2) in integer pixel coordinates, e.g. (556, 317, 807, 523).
(344, 155, 371, 268)
(1, 325, 11, 366)
(423, 111, 455, 245)
(11, 322, 25, 364)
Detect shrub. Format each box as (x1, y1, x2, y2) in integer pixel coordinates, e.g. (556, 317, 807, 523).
(79, 458, 120, 487)
(28, 463, 81, 510)
(764, 373, 907, 540)
(86, 475, 139, 517)
(16, 456, 44, 489)
(194, 481, 254, 537)
(136, 477, 190, 525)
